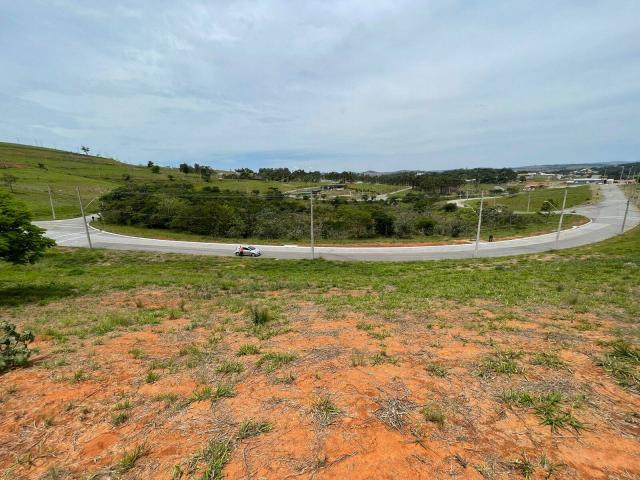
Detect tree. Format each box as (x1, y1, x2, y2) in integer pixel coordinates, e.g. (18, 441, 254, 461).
(1, 174, 17, 193)
(81, 145, 90, 155)
(0, 192, 55, 264)
(147, 161, 155, 168)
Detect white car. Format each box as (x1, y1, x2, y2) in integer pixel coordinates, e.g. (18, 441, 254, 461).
(234, 245, 262, 257)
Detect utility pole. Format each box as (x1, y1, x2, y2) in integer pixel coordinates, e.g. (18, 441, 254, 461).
(621, 197, 630, 234)
(473, 191, 484, 258)
(310, 192, 315, 260)
(554, 187, 568, 250)
(76, 186, 93, 249)
(526, 190, 531, 213)
(47, 185, 56, 220)
(620, 166, 625, 182)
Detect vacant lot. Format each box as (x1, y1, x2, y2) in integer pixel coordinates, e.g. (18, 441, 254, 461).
(469, 185, 594, 212)
(0, 227, 638, 479)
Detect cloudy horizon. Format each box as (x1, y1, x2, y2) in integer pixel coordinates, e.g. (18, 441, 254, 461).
(1, 1, 639, 171)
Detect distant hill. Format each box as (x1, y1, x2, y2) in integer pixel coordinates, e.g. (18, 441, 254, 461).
(514, 160, 636, 172)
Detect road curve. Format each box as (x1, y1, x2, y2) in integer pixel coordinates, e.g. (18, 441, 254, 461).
(35, 185, 639, 261)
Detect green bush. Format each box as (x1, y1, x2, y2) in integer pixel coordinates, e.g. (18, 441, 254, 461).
(1, 322, 35, 372)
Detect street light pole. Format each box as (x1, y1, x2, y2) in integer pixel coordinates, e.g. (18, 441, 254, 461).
(554, 187, 568, 250)
(76, 186, 93, 249)
(473, 191, 484, 258)
(310, 192, 315, 260)
(621, 198, 630, 234)
(47, 185, 56, 220)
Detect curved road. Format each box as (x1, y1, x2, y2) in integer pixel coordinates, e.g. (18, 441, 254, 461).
(35, 185, 639, 261)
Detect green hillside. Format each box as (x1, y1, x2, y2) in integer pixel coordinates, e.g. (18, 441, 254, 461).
(0, 142, 320, 220)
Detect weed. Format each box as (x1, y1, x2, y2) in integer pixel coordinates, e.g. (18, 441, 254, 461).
(129, 347, 146, 359)
(356, 322, 375, 331)
(116, 444, 148, 473)
(114, 400, 131, 410)
(146, 371, 160, 384)
(191, 386, 213, 401)
(500, 389, 584, 432)
(512, 454, 535, 479)
(212, 384, 235, 400)
(111, 411, 129, 426)
(237, 419, 272, 439)
(530, 352, 566, 368)
(425, 362, 448, 377)
(237, 344, 260, 356)
(191, 439, 232, 480)
(312, 394, 342, 426)
(371, 350, 398, 365)
(0, 322, 34, 372)
(71, 369, 88, 383)
(216, 360, 244, 374)
(273, 373, 296, 384)
(370, 330, 391, 340)
(256, 352, 296, 372)
(422, 403, 446, 427)
(249, 305, 272, 326)
(479, 349, 523, 377)
(596, 338, 639, 391)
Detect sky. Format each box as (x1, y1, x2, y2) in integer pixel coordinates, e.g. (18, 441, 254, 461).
(1, 1, 639, 172)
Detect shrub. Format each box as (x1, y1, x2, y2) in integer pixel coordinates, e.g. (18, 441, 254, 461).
(1, 322, 35, 373)
(249, 305, 272, 326)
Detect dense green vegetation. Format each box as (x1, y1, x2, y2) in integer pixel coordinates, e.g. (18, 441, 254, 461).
(0, 192, 55, 264)
(99, 183, 585, 242)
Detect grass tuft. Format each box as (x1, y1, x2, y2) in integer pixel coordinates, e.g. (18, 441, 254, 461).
(237, 419, 272, 439)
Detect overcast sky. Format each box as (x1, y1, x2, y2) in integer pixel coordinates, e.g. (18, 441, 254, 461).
(1, 1, 638, 171)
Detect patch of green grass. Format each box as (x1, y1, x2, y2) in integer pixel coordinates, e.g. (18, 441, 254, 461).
(479, 350, 523, 377)
(425, 362, 448, 377)
(191, 386, 213, 402)
(237, 419, 272, 439)
(216, 360, 244, 375)
(312, 394, 342, 426)
(212, 384, 235, 401)
(421, 403, 446, 427)
(529, 352, 566, 369)
(111, 411, 129, 426)
(596, 338, 639, 391)
(512, 454, 535, 479)
(71, 369, 88, 383)
(116, 443, 148, 474)
(500, 389, 584, 432)
(191, 439, 232, 480)
(256, 352, 296, 372)
(356, 322, 375, 331)
(237, 344, 260, 356)
(249, 305, 272, 326)
(371, 350, 398, 365)
(129, 347, 146, 359)
(145, 371, 160, 384)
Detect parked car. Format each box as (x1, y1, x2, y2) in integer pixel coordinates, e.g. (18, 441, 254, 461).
(234, 245, 262, 257)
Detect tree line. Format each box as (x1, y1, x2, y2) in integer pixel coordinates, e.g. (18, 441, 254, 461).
(100, 183, 541, 241)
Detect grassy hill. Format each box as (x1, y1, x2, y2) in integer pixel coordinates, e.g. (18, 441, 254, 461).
(0, 142, 401, 220)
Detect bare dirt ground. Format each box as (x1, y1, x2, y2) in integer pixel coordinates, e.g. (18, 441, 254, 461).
(1, 289, 639, 479)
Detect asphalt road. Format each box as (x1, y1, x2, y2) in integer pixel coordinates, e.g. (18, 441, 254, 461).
(35, 185, 639, 261)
